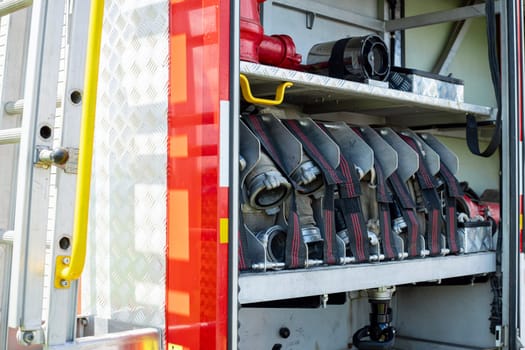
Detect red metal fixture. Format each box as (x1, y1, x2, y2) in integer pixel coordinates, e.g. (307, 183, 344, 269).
(240, 0, 265, 63)
(259, 34, 302, 69)
(240, 0, 302, 69)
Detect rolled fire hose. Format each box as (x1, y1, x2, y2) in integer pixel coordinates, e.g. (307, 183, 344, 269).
(307, 35, 390, 82)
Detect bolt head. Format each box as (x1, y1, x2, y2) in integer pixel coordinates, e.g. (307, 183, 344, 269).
(62, 257, 70, 265)
(60, 279, 69, 287)
(279, 327, 290, 339)
(22, 332, 34, 343)
(52, 148, 69, 165)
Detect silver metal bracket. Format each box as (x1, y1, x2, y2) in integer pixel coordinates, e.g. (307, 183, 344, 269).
(62, 147, 79, 174)
(495, 324, 506, 348)
(305, 11, 315, 29)
(16, 327, 44, 346)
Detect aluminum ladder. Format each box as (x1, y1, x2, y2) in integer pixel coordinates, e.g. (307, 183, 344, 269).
(0, 0, 93, 347)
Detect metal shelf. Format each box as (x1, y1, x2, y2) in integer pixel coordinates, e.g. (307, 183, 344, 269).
(240, 62, 494, 127)
(239, 63, 497, 304)
(238, 252, 495, 304)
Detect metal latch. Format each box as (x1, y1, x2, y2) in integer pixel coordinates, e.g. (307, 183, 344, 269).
(35, 146, 78, 173)
(495, 325, 506, 347)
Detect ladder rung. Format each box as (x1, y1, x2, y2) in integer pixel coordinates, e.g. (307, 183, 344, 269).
(0, 0, 32, 17)
(0, 127, 21, 144)
(0, 230, 14, 244)
(0, 230, 51, 248)
(5, 98, 61, 115)
(4, 99, 24, 115)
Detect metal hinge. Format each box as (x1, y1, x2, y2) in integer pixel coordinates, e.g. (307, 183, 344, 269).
(495, 325, 507, 348)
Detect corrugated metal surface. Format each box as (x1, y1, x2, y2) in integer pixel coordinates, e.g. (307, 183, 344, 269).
(83, 0, 168, 329)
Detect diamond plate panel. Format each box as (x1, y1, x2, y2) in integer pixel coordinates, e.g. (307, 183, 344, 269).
(239, 61, 492, 117)
(83, 0, 168, 329)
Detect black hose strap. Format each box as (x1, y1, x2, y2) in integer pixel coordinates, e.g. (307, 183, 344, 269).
(466, 0, 501, 157)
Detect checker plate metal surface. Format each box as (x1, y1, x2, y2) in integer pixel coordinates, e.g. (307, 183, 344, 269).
(240, 61, 492, 121)
(83, 0, 168, 329)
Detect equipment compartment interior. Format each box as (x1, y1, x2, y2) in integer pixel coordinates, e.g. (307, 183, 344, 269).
(237, 1, 503, 349)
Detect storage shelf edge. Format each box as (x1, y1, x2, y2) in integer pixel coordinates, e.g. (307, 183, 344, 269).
(238, 252, 496, 304)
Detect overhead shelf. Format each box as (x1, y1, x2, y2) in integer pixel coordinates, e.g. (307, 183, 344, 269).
(238, 252, 495, 304)
(240, 62, 495, 127)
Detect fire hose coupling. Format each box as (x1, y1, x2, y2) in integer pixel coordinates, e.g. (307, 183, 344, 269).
(295, 191, 324, 260)
(353, 287, 396, 350)
(290, 154, 324, 194)
(245, 152, 292, 210)
(307, 35, 390, 83)
(255, 225, 287, 263)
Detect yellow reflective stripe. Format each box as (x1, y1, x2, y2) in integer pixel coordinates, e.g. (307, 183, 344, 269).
(220, 218, 229, 244)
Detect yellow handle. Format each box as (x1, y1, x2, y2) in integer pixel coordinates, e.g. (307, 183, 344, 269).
(55, 0, 104, 288)
(240, 74, 292, 106)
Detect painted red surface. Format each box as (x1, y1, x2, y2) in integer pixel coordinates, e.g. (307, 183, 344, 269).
(167, 0, 230, 348)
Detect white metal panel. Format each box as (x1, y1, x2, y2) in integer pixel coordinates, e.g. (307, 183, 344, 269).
(219, 100, 230, 187)
(239, 293, 378, 350)
(395, 283, 495, 348)
(82, 0, 168, 329)
(239, 304, 353, 350)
